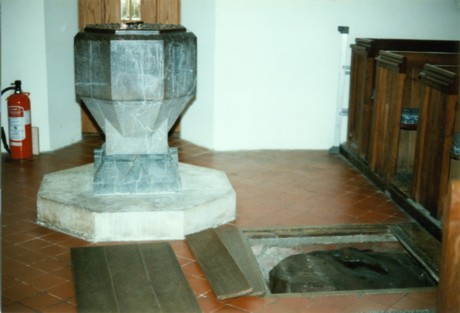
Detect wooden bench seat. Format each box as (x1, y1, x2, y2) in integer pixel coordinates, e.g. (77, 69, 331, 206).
(413, 65, 459, 218)
(368, 51, 459, 188)
(346, 38, 459, 161)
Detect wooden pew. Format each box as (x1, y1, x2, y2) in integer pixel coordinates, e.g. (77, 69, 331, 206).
(413, 65, 458, 218)
(368, 51, 459, 189)
(437, 180, 460, 313)
(346, 38, 459, 161)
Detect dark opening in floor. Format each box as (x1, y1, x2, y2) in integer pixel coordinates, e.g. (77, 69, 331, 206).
(242, 223, 440, 296)
(269, 247, 435, 293)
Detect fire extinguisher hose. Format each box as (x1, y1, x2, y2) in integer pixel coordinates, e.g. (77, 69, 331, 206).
(1, 127, 10, 154)
(1, 84, 17, 154)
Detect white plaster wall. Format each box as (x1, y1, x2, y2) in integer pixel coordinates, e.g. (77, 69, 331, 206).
(1, 0, 81, 153)
(181, 0, 460, 150)
(180, 0, 216, 149)
(1, 1, 459, 152)
(44, 0, 81, 151)
(1, 0, 49, 151)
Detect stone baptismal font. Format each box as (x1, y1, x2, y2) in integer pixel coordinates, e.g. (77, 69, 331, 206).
(36, 23, 236, 241)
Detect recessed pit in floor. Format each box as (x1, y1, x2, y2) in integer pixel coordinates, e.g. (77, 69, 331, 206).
(241, 223, 440, 296)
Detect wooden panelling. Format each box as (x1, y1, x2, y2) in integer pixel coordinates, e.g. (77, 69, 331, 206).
(413, 65, 458, 218)
(368, 59, 405, 181)
(140, 0, 180, 24)
(368, 51, 459, 185)
(78, 0, 102, 29)
(157, 0, 180, 24)
(437, 181, 460, 313)
(346, 38, 459, 162)
(342, 38, 460, 234)
(346, 47, 368, 157)
(141, 0, 158, 23)
(103, 0, 121, 23)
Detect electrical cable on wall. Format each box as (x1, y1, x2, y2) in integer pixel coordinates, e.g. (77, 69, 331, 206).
(330, 26, 351, 154)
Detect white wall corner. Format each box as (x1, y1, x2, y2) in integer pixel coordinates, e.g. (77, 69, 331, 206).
(179, 0, 216, 150)
(182, 0, 460, 151)
(44, 0, 82, 151)
(1, 0, 51, 152)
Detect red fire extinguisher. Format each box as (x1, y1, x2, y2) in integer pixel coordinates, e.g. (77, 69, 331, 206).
(2, 80, 32, 159)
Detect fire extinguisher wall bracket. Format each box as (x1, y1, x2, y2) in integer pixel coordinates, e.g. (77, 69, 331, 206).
(4, 80, 33, 159)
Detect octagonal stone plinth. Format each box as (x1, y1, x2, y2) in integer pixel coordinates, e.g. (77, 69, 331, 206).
(36, 163, 236, 242)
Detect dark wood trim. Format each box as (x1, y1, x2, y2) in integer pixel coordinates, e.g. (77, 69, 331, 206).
(340, 144, 442, 240)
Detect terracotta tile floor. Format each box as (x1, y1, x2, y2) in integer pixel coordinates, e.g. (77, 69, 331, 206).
(2, 134, 437, 312)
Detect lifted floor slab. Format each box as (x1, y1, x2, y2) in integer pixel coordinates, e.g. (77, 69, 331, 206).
(36, 163, 236, 242)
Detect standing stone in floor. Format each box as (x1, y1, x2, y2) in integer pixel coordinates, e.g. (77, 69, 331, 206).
(269, 247, 435, 293)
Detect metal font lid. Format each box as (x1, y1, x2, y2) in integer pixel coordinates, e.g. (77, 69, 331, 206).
(84, 22, 186, 35)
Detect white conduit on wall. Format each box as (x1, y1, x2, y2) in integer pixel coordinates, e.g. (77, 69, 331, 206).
(330, 25, 351, 154)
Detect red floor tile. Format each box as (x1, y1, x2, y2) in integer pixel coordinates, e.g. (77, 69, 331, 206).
(2, 134, 438, 312)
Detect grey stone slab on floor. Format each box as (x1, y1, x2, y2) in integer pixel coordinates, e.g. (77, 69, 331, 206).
(71, 242, 202, 313)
